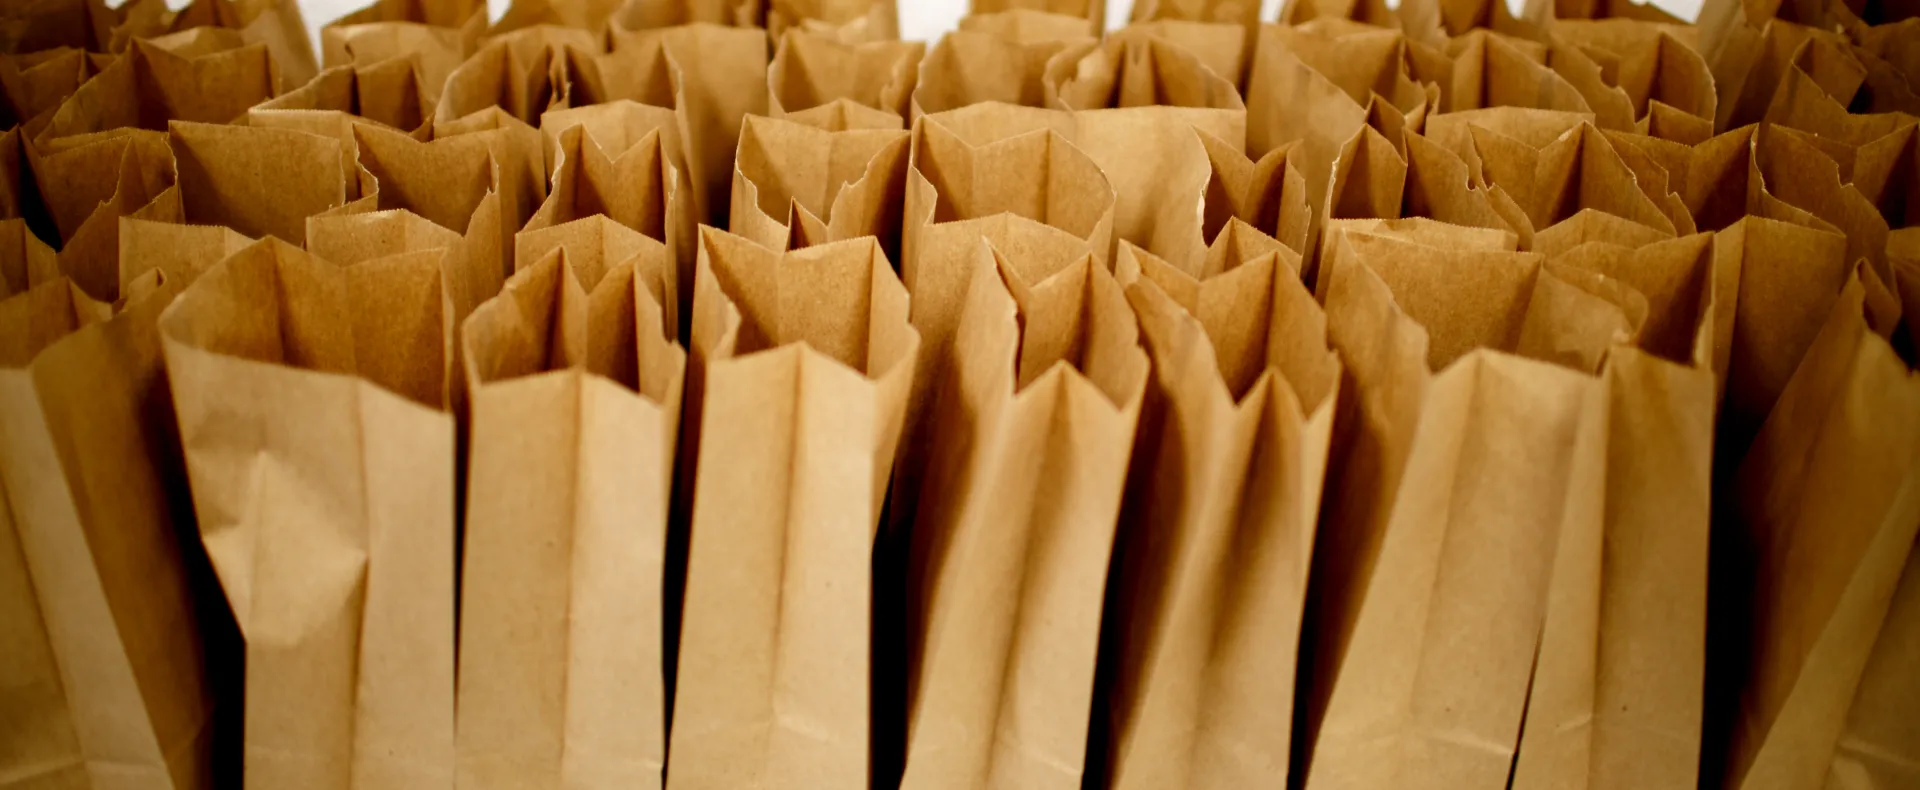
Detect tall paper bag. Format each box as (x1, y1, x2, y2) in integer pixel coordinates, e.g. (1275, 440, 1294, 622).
(1103, 239, 1341, 790)
(525, 120, 691, 330)
(1512, 233, 1721, 790)
(667, 230, 918, 790)
(605, 24, 769, 229)
(1716, 268, 1920, 790)
(457, 248, 684, 790)
(729, 115, 909, 256)
(1825, 536, 1920, 790)
(899, 245, 1148, 790)
(0, 218, 58, 297)
(911, 28, 1090, 118)
(158, 239, 456, 790)
(968, 0, 1104, 36)
(1299, 227, 1638, 790)
(768, 29, 921, 129)
(0, 275, 213, 789)
(168, 121, 349, 245)
(956, 8, 1100, 43)
(1042, 31, 1247, 263)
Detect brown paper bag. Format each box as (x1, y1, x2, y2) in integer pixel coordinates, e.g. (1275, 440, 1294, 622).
(1200, 132, 1315, 256)
(898, 117, 1113, 481)
(1130, 0, 1263, 27)
(526, 120, 691, 329)
(434, 34, 568, 127)
(0, 0, 111, 53)
(1114, 20, 1252, 88)
(252, 60, 439, 137)
(0, 48, 106, 132)
(605, 0, 760, 31)
(456, 247, 684, 790)
(768, 29, 921, 128)
(32, 35, 273, 149)
(1444, 29, 1594, 116)
(1511, 233, 1722, 790)
(321, 21, 475, 102)
(1319, 125, 1535, 271)
(159, 238, 456, 790)
(969, 0, 1105, 35)
(1101, 238, 1341, 790)
(116, 215, 253, 293)
(1718, 268, 1920, 790)
(1043, 31, 1246, 263)
(767, 0, 900, 43)
(729, 115, 909, 256)
(96, 0, 316, 89)
(354, 119, 528, 293)
(0, 218, 58, 297)
(1548, 21, 1717, 136)
(1298, 226, 1638, 790)
(1244, 22, 1444, 226)
(898, 243, 1148, 790)
(27, 132, 182, 302)
(0, 274, 213, 789)
(606, 24, 769, 229)
(168, 120, 350, 245)
(1522, 0, 1688, 26)
(1275, 0, 1399, 28)
(1824, 533, 1920, 790)
(667, 230, 918, 790)
(911, 28, 1092, 118)
(956, 8, 1102, 42)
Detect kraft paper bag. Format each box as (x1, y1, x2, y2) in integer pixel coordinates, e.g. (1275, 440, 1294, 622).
(1433, 112, 1696, 236)
(1443, 30, 1594, 116)
(97, 0, 314, 89)
(1547, 21, 1717, 137)
(0, 47, 105, 132)
(434, 35, 566, 127)
(1275, 0, 1398, 28)
(898, 118, 1113, 490)
(955, 8, 1100, 43)
(1319, 125, 1534, 273)
(321, 0, 483, 35)
(0, 466, 88, 790)
(1522, 0, 1688, 25)
(252, 60, 438, 137)
(168, 121, 349, 246)
(1200, 131, 1314, 256)
(0, 218, 58, 297)
(117, 215, 253, 292)
(606, 0, 759, 31)
(31, 34, 271, 153)
(768, 29, 921, 128)
(321, 21, 474, 101)
(0, 274, 213, 789)
(729, 115, 909, 256)
(1043, 31, 1247, 263)
(1747, 123, 1892, 281)
(1114, 20, 1251, 88)
(1298, 227, 1639, 790)
(606, 24, 769, 229)
(1699, 5, 1856, 132)
(0, 128, 22, 223)
(0, 0, 111, 53)
(457, 247, 685, 790)
(766, 0, 900, 43)
(30, 132, 182, 303)
(1825, 533, 1920, 790)
(668, 230, 918, 790)
(1511, 233, 1721, 790)
(159, 238, 457, 790)
(1102, 239, 1341, 790)
(969, 0, 1104, 35)
(1718, 268, 1920, 790)
(1244, 22, 1445, 225)
(354, 119, 527, 291)
(911, 28, 1091, 118)
(486, 0, 624, 37)
(526, 121, 691, 329)
(898, 244, 1148, 790)
(1131, 0, 1264, 27)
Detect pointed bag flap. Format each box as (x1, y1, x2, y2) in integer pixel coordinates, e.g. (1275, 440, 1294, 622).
(769, 29, 921, 122)
(731, 114, 910, 254)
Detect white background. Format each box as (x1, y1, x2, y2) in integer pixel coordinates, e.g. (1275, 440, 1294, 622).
(270, 0, 1704, 71)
